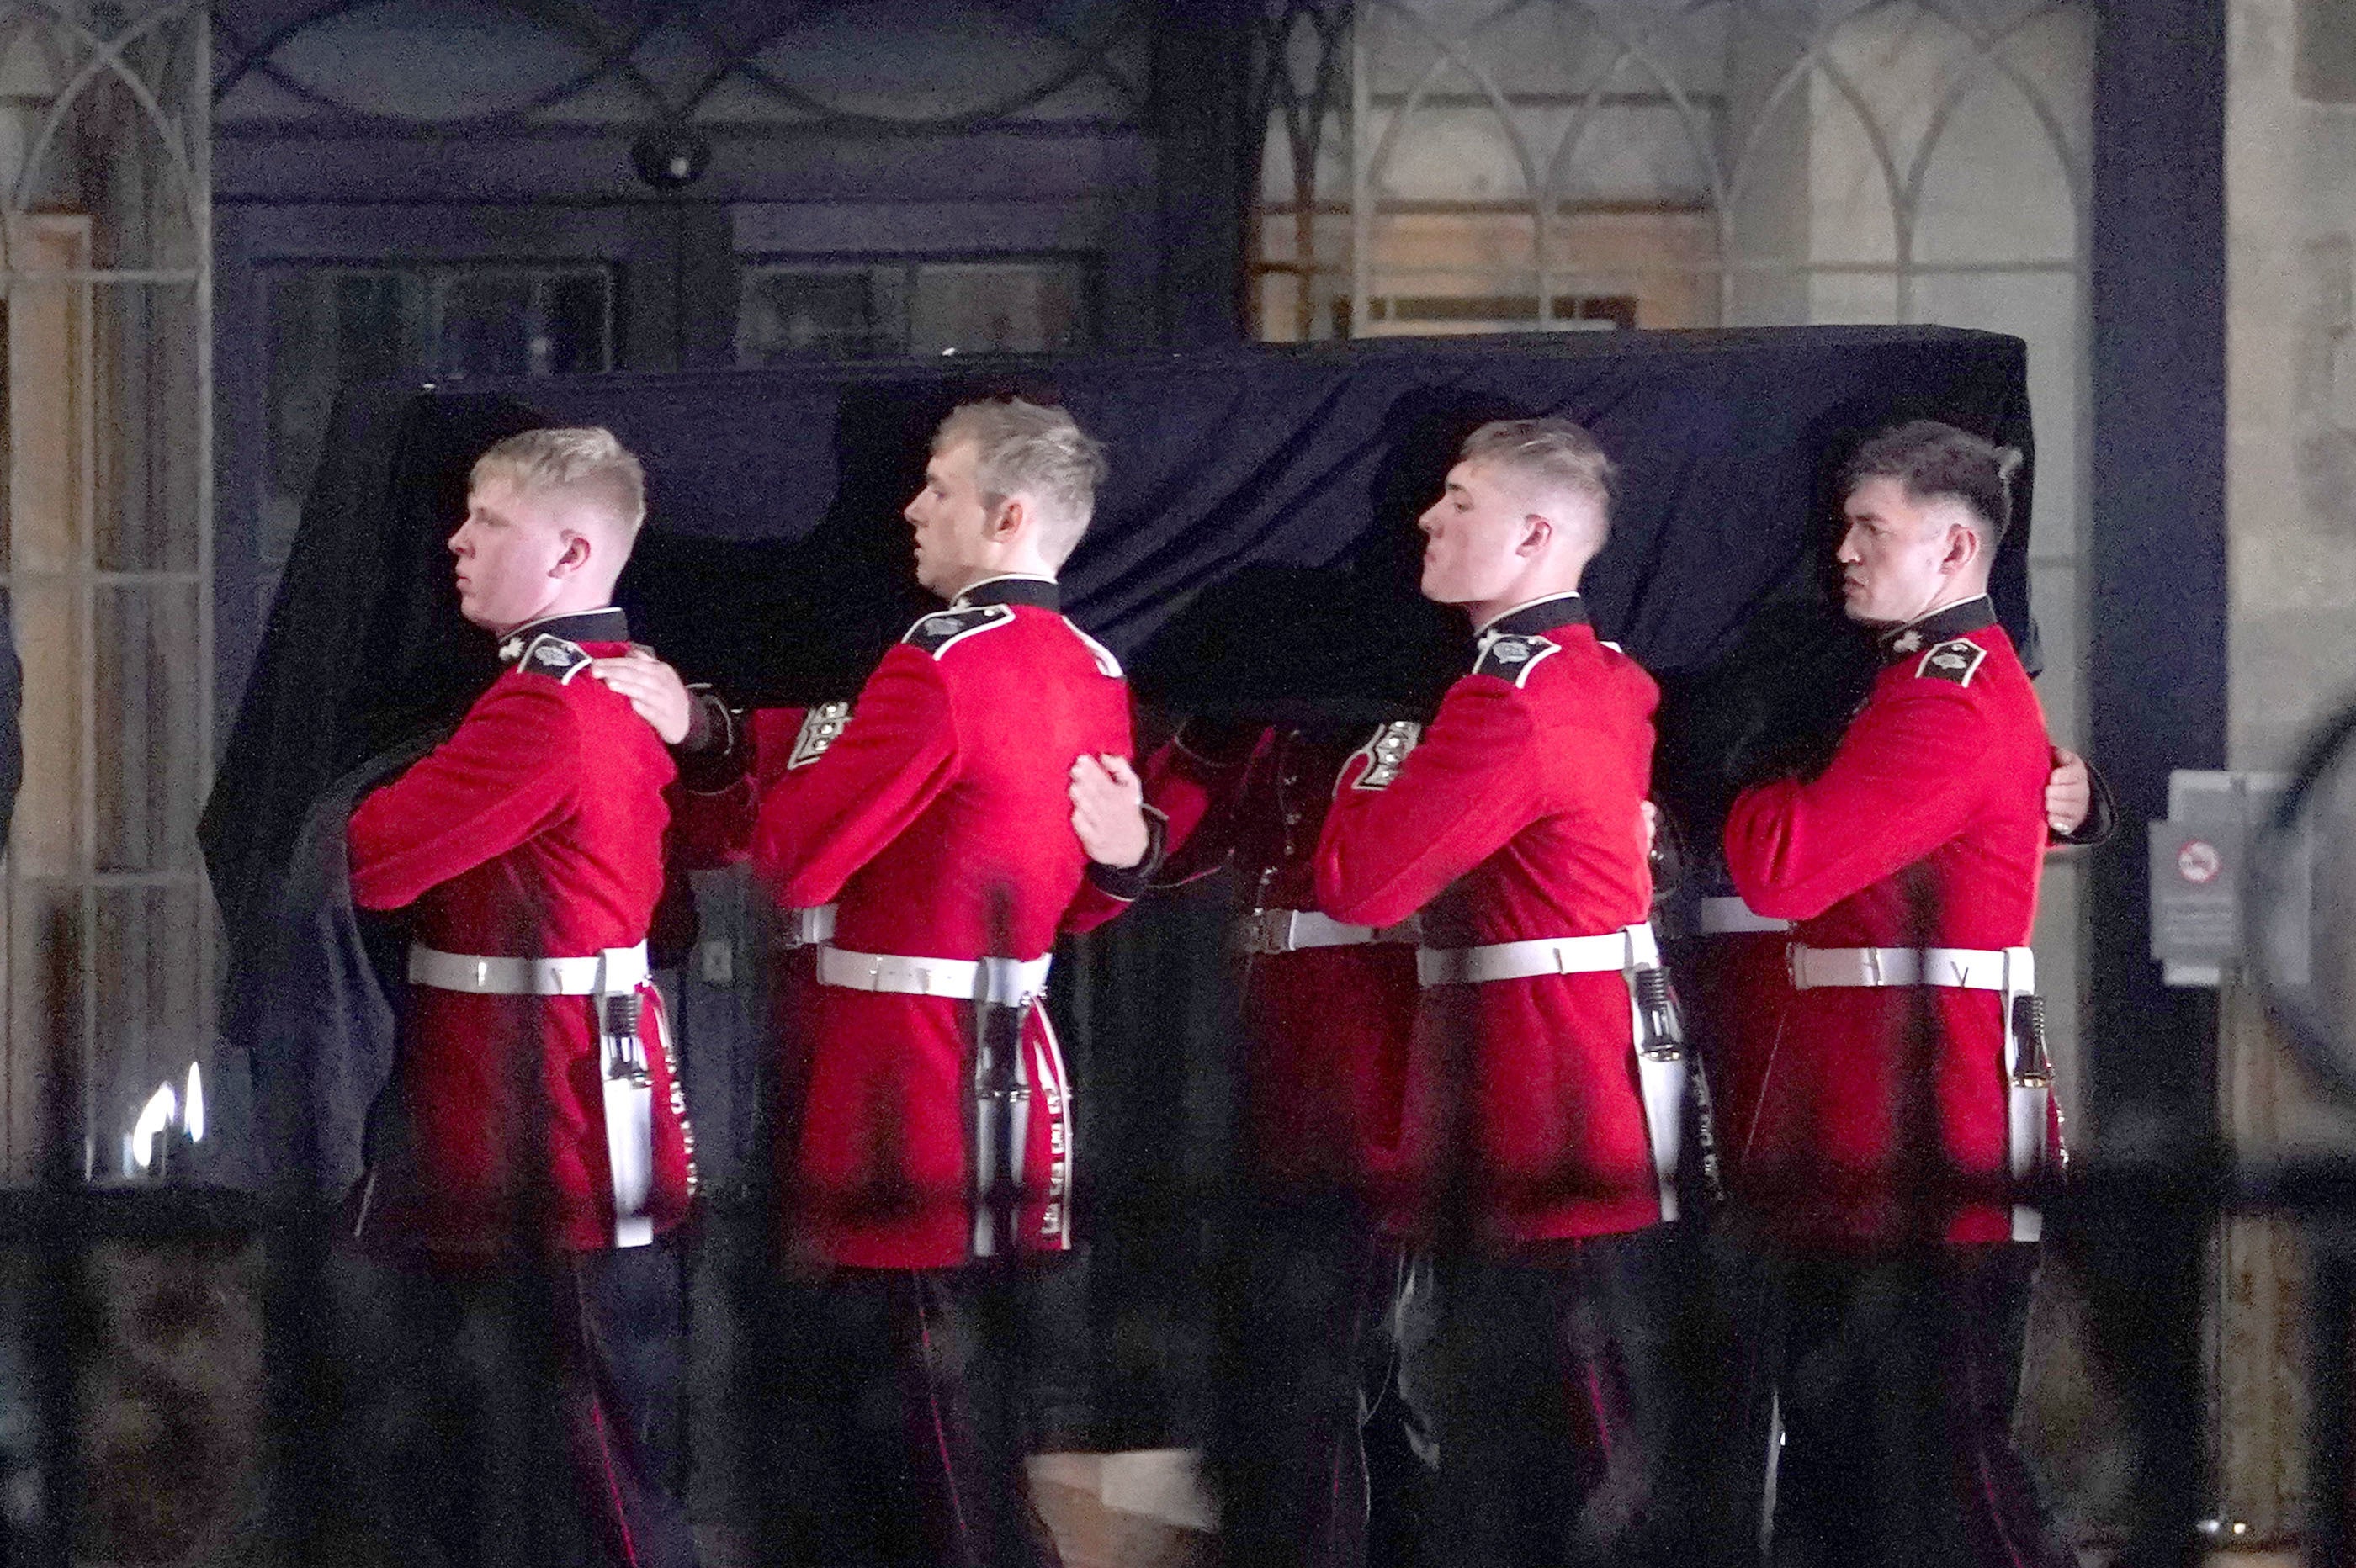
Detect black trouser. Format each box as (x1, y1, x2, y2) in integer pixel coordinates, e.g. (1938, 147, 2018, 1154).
(1207, 1194, 1439, 1568)
(1418, 1226, 1695, 1568)
(1718, 1241, 2072, 1568)
(323, 1240, 696, 1568)
(760, 1266, 1064, 1568)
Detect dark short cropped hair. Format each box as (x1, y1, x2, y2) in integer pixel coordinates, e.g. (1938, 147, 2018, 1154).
(1840, 419, 2023, 545)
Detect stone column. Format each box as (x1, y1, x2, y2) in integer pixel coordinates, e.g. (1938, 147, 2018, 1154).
(2221, 0, 2356, 1536)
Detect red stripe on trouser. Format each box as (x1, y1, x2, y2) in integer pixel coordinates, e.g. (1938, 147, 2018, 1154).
(573, 1270, 642, 1568)
(914, 1276, 977, 1560)
(1960, 1313, 2031, 1568)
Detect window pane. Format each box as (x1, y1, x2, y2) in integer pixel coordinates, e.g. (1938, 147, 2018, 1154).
(910, 262, 1089, 356)
(736, 267, 907, 362)
(260, 264, 614, 582)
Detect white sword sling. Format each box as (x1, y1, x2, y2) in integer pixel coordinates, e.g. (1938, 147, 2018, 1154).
(596, 950, 658, 1249)
(1623, 933, 1689, 1225)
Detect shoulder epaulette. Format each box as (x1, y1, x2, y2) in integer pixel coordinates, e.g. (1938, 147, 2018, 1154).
(902, 603, 1015, 659)
(788, 700, 852, 771)
(1473, 632, 1560, 688)
(1348, 720, 1423, 792)
(1915, 637, 1989, 688)
(514, 633, 592, 685)
(1066, 620, 1124, 680)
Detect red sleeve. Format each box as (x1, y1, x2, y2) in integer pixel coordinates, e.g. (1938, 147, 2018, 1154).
(1722, 679, 1988, 920)
(668, 707, 807, 871)
(348, 679, 579, 910)
(1313, 681, 1541, 930)
(752, 651, 958, 908)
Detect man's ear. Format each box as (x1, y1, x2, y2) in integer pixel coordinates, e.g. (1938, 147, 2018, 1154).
(1941, 522, 1982, 575)
(551, 530, 592, 579)
(990, 495, 1027, 543)
(1519, 512, 1553, 557)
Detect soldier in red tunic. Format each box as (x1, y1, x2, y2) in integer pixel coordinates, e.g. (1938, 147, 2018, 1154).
(1073, 716, 1432, 1567)
(1719, 421, 2074, 1568)
(1310, 418, 1684, 1566)
(344, 427, 698, 1568)
(620, 400, 1139, 1567)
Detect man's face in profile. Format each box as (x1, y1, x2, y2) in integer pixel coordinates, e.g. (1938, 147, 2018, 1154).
(904, 437, 997, 598)
(1835, 476, 1969, 628)
(448, 474, 576, 635)
(1417, 458, 1534, 608)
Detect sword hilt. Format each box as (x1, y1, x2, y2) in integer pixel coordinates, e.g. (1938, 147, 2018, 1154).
(1632, 965, 1685, 1062)
(603, 993, 650, 1084)
(2009, 993, 2052, 1087)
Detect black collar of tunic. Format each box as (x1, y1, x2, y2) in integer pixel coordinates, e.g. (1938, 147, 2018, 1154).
(1876, 594, 1997, 662)
(501, 607, 629, 661)
(955, 575, 1062, 612)
(1478, 592, 1589, 640)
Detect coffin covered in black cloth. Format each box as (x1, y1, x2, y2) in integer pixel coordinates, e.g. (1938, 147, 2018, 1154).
(201, 326, 2033, 1205)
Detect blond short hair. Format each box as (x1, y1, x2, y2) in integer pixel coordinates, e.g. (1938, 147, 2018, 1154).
(470, 426, 647, 538)
(1461, 417, 1616, 523)
(935, 399, 1108, 566)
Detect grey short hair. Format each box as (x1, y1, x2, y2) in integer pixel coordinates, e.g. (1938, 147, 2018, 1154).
(1460, 417, 1616, 518)
(935, 398, 1108, 564)
(471, 426, 647, 537)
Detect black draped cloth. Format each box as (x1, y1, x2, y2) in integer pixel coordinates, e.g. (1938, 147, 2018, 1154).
(201, 326, 2033, 1201)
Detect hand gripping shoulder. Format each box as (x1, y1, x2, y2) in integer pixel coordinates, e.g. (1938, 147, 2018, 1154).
(513, 633, 592, 685)
(1916, 637, 1989, 688)
(901, 603, 1015, 659)
(1473, 631, 1560, 688)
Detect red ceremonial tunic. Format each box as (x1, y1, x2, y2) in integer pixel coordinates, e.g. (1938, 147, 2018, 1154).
(749, 575, 1136, 1269)
(1140, 725, 1419, 1193)
(348, 608, 697, 1254)
(1314, 594, 1663, 1248)
(1722, 596, 2051, 1246)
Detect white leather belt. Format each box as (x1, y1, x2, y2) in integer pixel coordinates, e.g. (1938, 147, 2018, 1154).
(407, 942, 650, 996)
(407, 940, 659, 1248)
(1787, 944, 2033, 993)
(816, 946, 1053, 1008)
(1236, 908, 1422, 956)
(1788, 941, 2045, 1242)
(1417, 923, 1659, 988)
(776, 904, 837, 950)
(1695, 896, 1793, 936)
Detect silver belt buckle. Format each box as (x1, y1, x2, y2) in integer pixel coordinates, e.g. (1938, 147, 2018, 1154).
(1239, 909, 1290, 956)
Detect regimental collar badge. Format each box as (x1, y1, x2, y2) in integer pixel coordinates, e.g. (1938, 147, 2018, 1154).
(1879, 595, 1997, 662)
